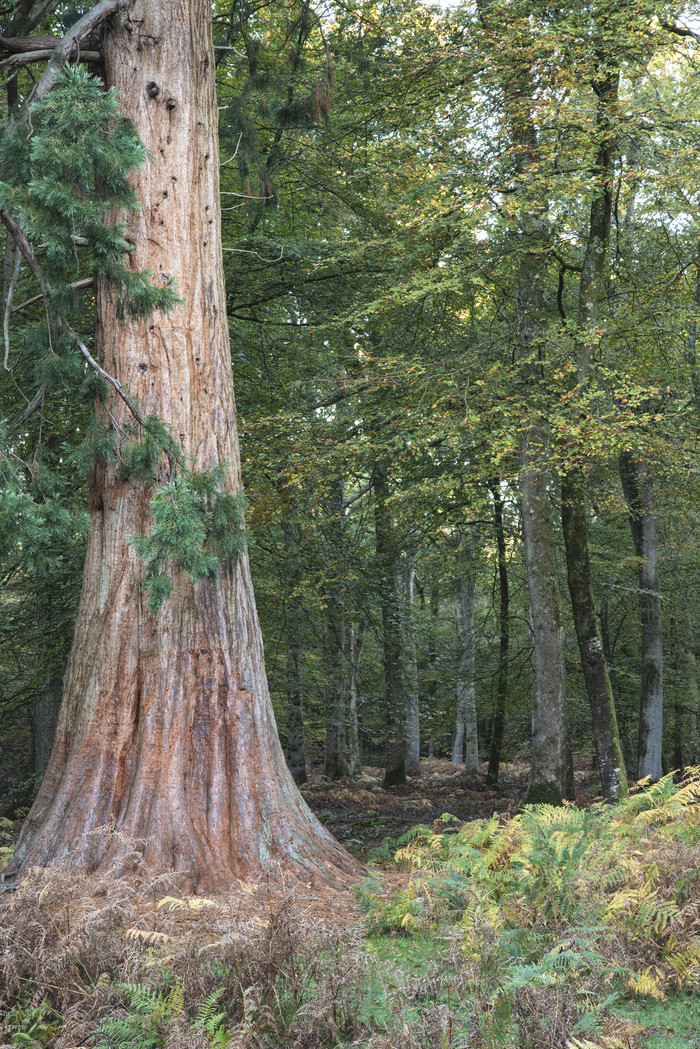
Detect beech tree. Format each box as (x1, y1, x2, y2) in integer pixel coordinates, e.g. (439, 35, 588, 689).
(2, 0, 356, 889)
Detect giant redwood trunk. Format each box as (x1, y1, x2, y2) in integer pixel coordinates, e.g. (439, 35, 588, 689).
(10, 0, 357, 889)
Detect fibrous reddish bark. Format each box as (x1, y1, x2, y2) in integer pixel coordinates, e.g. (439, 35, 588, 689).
(10, 0, 357, 890)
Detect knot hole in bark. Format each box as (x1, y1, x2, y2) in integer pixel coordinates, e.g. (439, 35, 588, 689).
(165, 97, 178, 112)
(146, 81, 160, 99)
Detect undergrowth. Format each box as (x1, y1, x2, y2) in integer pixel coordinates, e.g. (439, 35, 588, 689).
(1, 772, 699, 1048)
(356, 770, 700, 1047)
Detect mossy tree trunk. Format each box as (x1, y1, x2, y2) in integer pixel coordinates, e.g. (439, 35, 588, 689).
(560, 62, 627, 803)
(372, 460, 407, 787)
(475, 0, 567, 805)
(10, 0, 357, 890)
(452, 547, 478, 774)
(346, 618, 365, 776)
(519, 440, 567, 805)
(619, 452, 663, 782)
(397, 562, 421, 777)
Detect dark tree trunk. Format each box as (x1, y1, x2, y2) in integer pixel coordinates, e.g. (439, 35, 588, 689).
(9, 0, 357, 889)
(559, 60, 626, 803)
(372, 460, 406, 787)
(669, 612, 683, 775)
(284, 525, 307, 785)
(286, 632, 307, 785)
(486, 482, 509, 787)
(323, 476, 349, 781)
(562, 473, 627, 801)
(346, 618, 365, 776)
(619, 452, 663, 782)
(323, 607, 348, 781)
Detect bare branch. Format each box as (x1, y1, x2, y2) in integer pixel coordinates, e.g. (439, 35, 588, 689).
(19, 0, 129, 122)
(660, 19, 700, 40)
(1, 48, 101, 68)
(0, 209, 47, 291)
(12, 276, 93, 314)
(305, 382, 371, 411)
(7, 382, 48, 432)
(3, 245, 21, 369)
(65, 323, 143, 425)
(24, 0, 61, 35)
(0, 35, 62, 52)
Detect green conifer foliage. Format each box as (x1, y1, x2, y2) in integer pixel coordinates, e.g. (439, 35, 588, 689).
(0, 66, 178, 316)
(1, 66, 246, 607)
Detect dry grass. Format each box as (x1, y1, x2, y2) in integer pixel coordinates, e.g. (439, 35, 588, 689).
(0, 840, 467, 1048)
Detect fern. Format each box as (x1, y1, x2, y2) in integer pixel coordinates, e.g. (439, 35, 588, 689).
(95, 982, 183, 1049)
(378, 769, 700, 1003)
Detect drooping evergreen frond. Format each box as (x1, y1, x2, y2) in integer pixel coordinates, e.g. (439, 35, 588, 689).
(129, 467, 248, 610)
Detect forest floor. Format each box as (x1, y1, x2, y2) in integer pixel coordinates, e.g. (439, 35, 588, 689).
(2, 761, 700, 1048)
(300, 755, 603, 861)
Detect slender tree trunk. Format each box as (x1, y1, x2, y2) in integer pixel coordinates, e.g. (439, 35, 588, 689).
(560, 63, 627, 803)
(671, 619, 683, 775)
(520, 444, 567, 804)
(452, 570, 478, 774)
(323, 606, 348, 780)
(619, 452, 663, 782)
(397, 563, 420, 777)
(477, 0, 567, 805)
(372, 460, 406, 786)
(9, 0, 356, 889)
(323, 475, 348, 780)
(690, 644, 700, 765)
(486, 482, 509, 787)
(562, 475, 627, 801)
(31, 676, 62, 775)
(346, 618, 365, 776)
(284, 526, 307, 785)
(286, 631, 307, 785)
